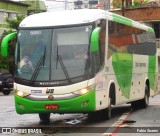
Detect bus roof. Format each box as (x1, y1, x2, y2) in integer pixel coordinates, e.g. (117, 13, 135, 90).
(19, 9, 153, 32)
(20, 9, 107, 27)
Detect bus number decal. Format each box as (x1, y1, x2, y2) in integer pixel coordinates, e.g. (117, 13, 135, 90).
(30, 31, 41, 35)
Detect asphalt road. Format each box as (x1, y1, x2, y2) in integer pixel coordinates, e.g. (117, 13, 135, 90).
(0, 92, 160, 136)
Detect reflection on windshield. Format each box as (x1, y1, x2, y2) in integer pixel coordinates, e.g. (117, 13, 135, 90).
(15, 29, 51, 81)
(15, 25, 92, 83)
(51, 26, 91, 81)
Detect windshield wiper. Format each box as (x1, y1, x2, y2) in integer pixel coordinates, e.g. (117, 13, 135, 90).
(56, 42, 59, 69)
(57, 55, 71, 84)
(43, 46, 46, 66)
(17, 39, 21, 63)
(55, 42, 71, 84)
(31, 46, 46, 81)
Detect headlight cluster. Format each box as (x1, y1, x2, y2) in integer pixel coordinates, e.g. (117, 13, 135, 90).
(73, 85, 95, 95)
(14, 85, 95, 97)
(14, 90, 29, 97)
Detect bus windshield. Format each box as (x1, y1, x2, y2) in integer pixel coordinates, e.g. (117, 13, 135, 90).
(15, 25, 92, 83)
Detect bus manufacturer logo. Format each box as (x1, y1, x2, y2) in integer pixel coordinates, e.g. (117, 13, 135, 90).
(39, 82, 59, 85)
(46, 88, 54, 94)
(48, 95, 54, 100)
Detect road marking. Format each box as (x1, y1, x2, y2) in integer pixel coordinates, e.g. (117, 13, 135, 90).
(103, 109, 133, 136)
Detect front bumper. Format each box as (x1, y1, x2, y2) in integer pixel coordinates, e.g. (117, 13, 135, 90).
(14, 90, 95, 114)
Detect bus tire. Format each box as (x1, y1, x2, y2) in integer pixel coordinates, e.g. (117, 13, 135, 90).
(39, 113, 50, 122)
(139, 85, 149, 108)
(101, 98, 112, 120)
(2, 89, 11, 95)
(131, 85, 149, 109)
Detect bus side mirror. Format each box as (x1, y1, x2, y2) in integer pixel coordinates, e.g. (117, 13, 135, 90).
(91, 27, 102, 73)
(1, 32, 17, 57)
(91, 27, 101, 52)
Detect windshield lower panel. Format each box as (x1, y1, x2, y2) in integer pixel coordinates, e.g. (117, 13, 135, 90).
(15, 25, 92, 85)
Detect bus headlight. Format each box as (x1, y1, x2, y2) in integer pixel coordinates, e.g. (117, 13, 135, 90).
(15, 90, 29, 97)
(73, 85, 95, 95)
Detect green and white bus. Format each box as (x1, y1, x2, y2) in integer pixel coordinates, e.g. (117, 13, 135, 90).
(1, 9, 158, 121)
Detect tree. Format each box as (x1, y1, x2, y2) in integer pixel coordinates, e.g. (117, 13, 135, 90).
(0, 14, 25, 75)
(112, 0, 149, 10)
(5, 14, 25, 31)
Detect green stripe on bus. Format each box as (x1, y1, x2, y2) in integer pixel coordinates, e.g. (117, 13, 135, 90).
(15, 89, 96, 114)
(112, 13, 133, 26)
(112, 53, 133, 99)
(148, 27, 154, 32)
(148, 55, 156, 90)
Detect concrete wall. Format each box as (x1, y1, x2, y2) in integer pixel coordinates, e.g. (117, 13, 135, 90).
(0, 1, 28, 14)
(111, 7, 160, 21)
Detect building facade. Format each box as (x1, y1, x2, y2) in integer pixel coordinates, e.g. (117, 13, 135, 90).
(73, 0, 111, 9)
(0, 0, 29, 36)
(20, 0, 47, 15)
(0, 0, 47, 36)
(110, 0, 160, 47)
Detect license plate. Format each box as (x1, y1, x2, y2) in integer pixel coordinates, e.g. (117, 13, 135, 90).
(45, 104, 58, 110)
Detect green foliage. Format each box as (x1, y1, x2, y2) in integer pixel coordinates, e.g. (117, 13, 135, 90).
(112, 0, 150, 9)
(128, 0, 149, 8)
(0, 30, 14, 70)
(0, 56, 9, 69)
(5, 14, 25, 30)
(0, 14, 25, 74)
(1, 29, 14, 42)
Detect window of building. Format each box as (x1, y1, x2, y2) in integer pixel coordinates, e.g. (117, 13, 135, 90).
(0, 12, 8, 24)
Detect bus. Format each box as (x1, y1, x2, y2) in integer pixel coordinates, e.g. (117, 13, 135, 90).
(1, 9, 158, 121)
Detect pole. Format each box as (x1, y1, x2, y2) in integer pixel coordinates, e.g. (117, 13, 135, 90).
(65, 0, 67, 10)
(122, 0, 125, 16)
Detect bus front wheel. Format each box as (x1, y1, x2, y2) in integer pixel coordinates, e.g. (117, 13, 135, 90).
(101, 98, 112, 120)
(39, 113, 51, 122)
